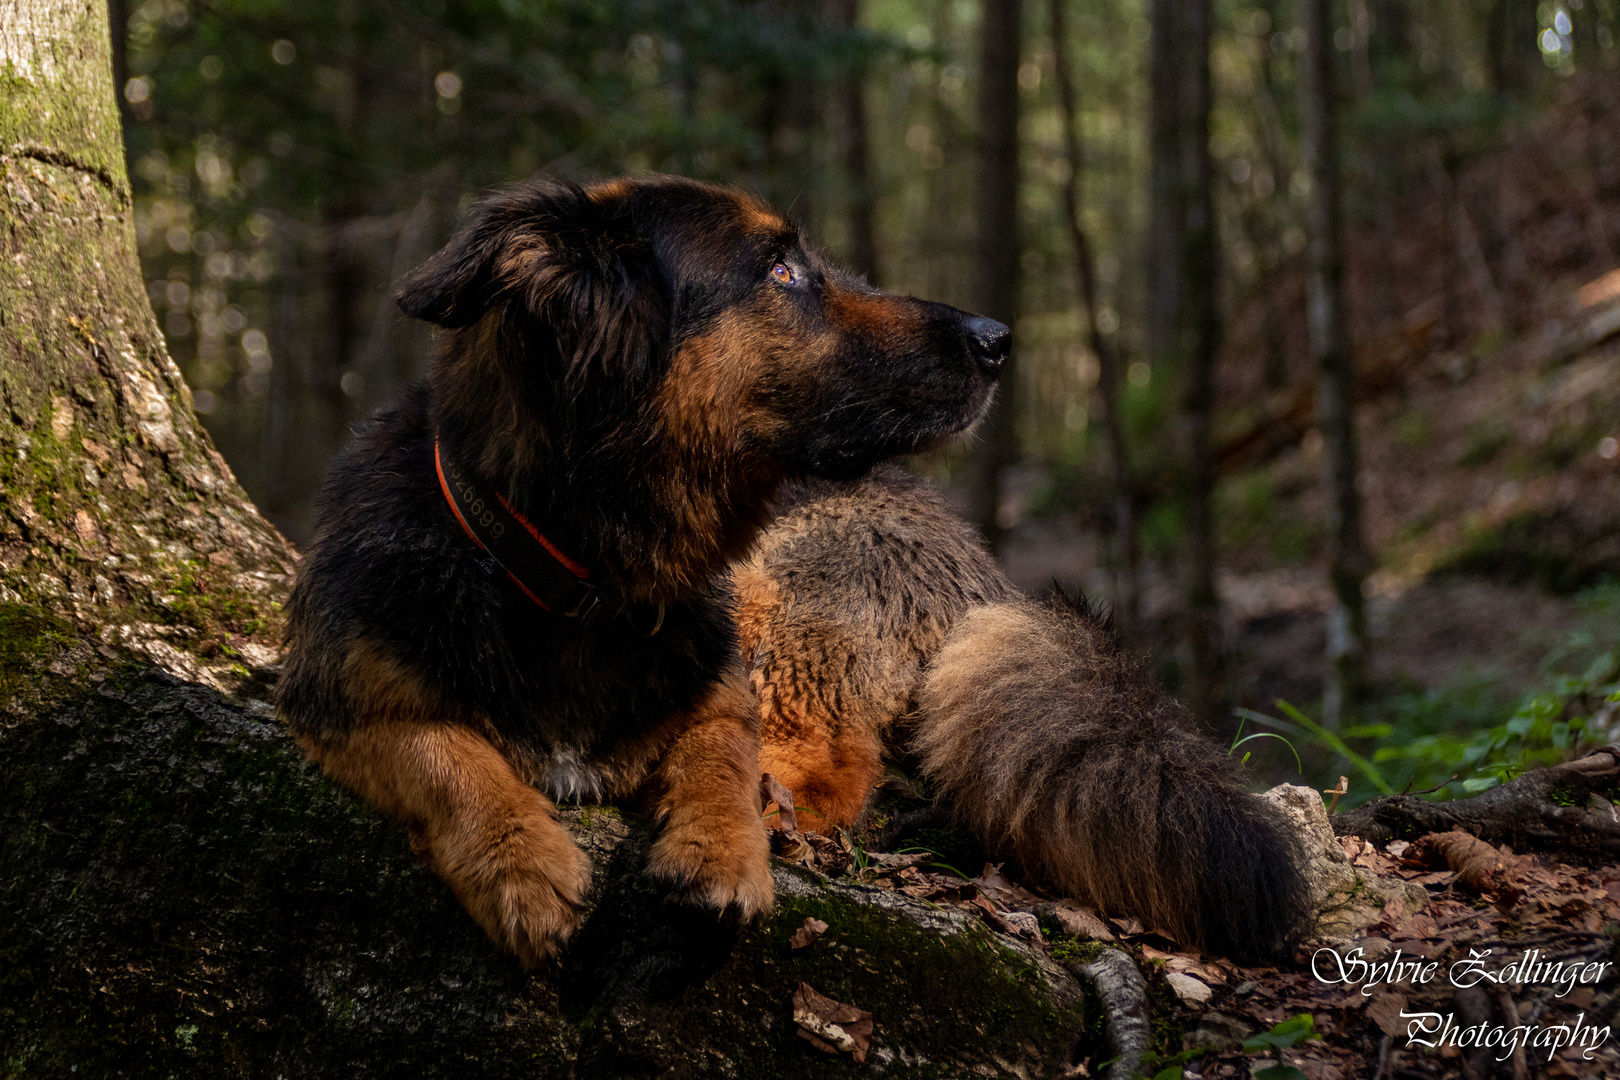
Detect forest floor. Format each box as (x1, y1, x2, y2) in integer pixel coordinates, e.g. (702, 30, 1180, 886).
(773, 792, 1617, 1079)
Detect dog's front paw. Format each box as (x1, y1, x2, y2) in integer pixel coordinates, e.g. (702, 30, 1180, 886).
(646, 806, 774, 920)
(434, 803, 593, 968)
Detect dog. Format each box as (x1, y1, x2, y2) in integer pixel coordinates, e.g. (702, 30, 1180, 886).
(275, 175, 1009, 966)
(737, 465, 1310, 961)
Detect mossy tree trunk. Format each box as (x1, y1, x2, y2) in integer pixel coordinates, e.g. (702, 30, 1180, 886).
(0, 6, 1096, 1076)
(2, 0, 294, 682)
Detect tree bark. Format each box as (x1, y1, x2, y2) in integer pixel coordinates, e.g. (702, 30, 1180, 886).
(1299, 0, 1369, 728)
(1, 0, 295, 682)
(1048, 0, 1138, 641)
(0, 4, 1097, 1074)
(959, 0, 1022, 550)
(1488, 0, 1543, 97)
(830, 0, 879, 285)
(1149, 0, 1222, 723)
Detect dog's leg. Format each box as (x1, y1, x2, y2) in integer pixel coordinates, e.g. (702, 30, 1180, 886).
(758, 722, 883, 833)
(644, 665, 774, 918)
(298, 722, 592, 967)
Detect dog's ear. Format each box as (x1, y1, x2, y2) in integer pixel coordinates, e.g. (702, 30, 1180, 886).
(396, 179, 589, 329)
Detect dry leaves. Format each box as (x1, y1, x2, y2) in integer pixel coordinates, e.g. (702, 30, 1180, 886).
(789, 917, 828, 949)
(759, 772, 797, 832)
(792, 982, 872, 1063)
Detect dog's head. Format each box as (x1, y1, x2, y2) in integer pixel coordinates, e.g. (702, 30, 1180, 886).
(400, 175, 1006, 482)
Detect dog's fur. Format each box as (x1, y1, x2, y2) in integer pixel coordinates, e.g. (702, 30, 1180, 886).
(275, 175, 1004, 965)
(737, 466, 1310, 961)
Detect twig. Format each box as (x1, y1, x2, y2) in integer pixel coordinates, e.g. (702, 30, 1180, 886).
(1492, 989, 1531, 1080)
(1370, 1032, 1393, 1080)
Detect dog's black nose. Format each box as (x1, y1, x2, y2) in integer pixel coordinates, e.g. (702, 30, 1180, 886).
(964, 316, 1011, 375)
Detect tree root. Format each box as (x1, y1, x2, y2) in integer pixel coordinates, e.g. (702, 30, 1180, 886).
(1332, 749, 1620, 857)
(1076, 947, 1150, 1080)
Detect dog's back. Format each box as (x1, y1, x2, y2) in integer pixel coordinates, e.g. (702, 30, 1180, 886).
(740, 466, 1309, 961)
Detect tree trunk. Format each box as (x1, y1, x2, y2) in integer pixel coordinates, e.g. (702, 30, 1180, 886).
(1049, 0, 1138, 642)
(830, 0, 879, 285)
(1332, 751, 1620, 858)
(0, 0, 295, 675)
(0, 4, 1095, 1074)
(959, 0, 1022, 549)
(1488, 0, 1543, 97)
(1150, 0, 1222, 723)
(1299, 0, 1370, 728)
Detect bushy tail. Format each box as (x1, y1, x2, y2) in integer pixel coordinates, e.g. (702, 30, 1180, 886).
(914, 594, 1309, 962)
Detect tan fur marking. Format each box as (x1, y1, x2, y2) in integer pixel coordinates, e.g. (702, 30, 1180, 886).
(303, 641, 592, 967)
(640, 310, 796, 595)
(644, 665, 774, 917)
(586, 177, 633, 202)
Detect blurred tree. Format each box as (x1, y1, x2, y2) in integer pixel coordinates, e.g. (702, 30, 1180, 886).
(830, 0, 879, 283)
(1488, 0, 1543, 94)
(1300, 0, 1370, 727)
(1049, 0, 1138, 640)
(959, 0, 1023, 548)
(1150, 0, 1222, 723)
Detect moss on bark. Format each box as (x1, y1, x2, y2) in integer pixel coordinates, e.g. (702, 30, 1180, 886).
(1, 0, 294, 688)
(1, 650, 1093, 1079)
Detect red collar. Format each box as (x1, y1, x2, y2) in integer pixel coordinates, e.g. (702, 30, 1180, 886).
(433, 438, 601, 619)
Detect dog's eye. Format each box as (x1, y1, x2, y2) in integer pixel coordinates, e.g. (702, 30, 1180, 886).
(770, 263, 795, 285)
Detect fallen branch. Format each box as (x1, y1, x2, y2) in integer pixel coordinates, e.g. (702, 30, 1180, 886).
(1332, 750, 1620, 857)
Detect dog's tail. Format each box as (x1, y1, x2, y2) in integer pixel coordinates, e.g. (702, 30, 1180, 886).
(914, 594, 1310, 961)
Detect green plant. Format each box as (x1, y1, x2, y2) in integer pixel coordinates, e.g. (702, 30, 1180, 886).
(1235, 701, 1396, 797)
(1228, 715, 1303, 773)
(1371, 650, 1617, 794)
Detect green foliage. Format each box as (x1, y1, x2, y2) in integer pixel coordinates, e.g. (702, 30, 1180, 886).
(1241, 585, 1620, 803)
(1370, 648, 1618, 795)
(1241, 1013, 1319, 1053)
(1127, 1014, 1318, 1080)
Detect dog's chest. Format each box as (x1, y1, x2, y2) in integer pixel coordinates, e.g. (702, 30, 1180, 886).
(534, 744, 611, 803)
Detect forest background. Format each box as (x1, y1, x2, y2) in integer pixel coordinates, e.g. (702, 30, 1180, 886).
(114, 0, 1620, 808)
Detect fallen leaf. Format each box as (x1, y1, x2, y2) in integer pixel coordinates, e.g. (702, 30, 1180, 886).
(1367, 989, 1408, 1037)
(792, 982, 873, 1063)
(789, 917, 828, 949)
(760, 772, 797, 832)
(1053, 901, 1115, 941)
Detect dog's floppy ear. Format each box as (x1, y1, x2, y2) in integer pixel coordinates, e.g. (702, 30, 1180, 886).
(396, 179, 588, 328)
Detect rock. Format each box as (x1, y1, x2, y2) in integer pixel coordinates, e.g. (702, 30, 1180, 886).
(1164, 972, 1213, 1006)
(1189, 1010, 1254, 1052)
(1264, 783, 1429, 941)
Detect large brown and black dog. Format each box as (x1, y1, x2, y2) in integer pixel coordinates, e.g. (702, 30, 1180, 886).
(276, 175, 1008, 966)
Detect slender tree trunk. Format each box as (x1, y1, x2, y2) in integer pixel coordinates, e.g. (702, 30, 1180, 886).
(1488, 0, 1543, 96)
(1150, 0, 1222, 722)
(1179, 0, 1222, 727)
(831, 0, 879, 284)
(1299, 0, 1370, 728)
(1147, 0, 1183, 379)
(960, 0, 1022, 549)
(1049, 0, 1138, 640)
